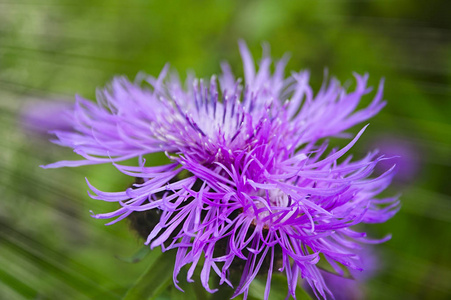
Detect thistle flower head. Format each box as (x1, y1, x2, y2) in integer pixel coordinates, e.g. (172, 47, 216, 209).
(41, 41, 399, 299)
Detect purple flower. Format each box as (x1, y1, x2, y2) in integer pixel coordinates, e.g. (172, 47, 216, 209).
(21, 100, 75, 138)
(40, 41, 399, 299)
(303, 247, 379, 300)
(369, 135, 421, 185)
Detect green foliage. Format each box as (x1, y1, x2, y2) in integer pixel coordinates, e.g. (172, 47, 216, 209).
(116, 245, 151, 264)
(123, 249, 174, 300)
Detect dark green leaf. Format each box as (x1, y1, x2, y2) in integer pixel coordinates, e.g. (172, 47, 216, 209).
(248, 274, 313, 300)
(123, 250, 176, 300)
(116, 245, 151, 264)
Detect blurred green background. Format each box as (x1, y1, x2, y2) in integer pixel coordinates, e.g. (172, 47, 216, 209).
(0, 0, 450, 299)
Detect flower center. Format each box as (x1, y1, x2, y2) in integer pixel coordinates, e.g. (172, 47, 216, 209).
(248, 188, 295, 228)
